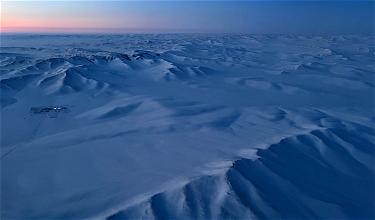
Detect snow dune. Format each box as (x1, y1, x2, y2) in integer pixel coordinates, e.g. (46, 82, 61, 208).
(1, 34, 374, 219)
(108, 124, 374, 220)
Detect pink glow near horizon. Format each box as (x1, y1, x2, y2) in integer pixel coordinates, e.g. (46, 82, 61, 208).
(1, 1, 373, 34)
(1, 1, 142, 33)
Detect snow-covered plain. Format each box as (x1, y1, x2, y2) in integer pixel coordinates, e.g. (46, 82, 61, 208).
(1, 34, 374, 219)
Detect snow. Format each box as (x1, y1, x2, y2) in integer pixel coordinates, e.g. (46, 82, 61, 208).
(1, 34, 374, 219)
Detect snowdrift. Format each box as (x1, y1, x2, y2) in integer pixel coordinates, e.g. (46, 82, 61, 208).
(1, 34, 374, 219)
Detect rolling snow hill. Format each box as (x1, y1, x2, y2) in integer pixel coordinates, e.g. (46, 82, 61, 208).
(1, 34, 374, 219)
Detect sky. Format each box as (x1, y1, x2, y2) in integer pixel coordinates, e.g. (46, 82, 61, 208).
(1, 1, 374, 34)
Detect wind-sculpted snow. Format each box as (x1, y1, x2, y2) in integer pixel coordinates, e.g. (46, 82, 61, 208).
(107, 124, 374, 220)
(1, 34, 374, 219)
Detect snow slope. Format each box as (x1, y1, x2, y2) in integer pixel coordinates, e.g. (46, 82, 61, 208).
(1, 34, 374, 219)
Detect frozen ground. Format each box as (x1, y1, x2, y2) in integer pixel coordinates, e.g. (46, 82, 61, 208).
(1, 34, 374, 219)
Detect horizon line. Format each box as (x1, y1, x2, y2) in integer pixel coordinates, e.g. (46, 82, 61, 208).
(1, 31, 374, 36)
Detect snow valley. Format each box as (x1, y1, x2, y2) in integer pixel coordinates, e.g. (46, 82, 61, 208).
(1, 34, 374, 219)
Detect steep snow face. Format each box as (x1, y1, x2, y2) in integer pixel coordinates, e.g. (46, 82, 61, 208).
(1, 34, 374, 220)
(108, 125, 374, 220)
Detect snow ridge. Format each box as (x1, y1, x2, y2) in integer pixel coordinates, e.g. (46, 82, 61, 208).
(106, 123, 374, 220)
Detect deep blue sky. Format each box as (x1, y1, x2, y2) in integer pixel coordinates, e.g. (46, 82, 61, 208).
(2, 1, 374, 34)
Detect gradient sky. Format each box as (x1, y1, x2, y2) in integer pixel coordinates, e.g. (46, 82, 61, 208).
(1, 1, 374, 34)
